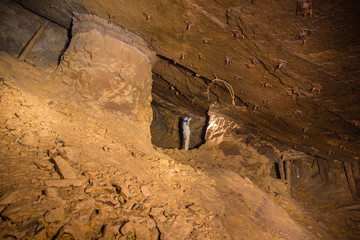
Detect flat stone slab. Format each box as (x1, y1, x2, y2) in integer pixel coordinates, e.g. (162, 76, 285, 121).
(140, 185, 151, 197)
(53, 156, 77, 179)
(44, 179, 86, 188)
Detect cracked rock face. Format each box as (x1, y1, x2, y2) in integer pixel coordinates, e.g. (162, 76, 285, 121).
(10, 0, 360, 160)
(57, 14, 155, 135)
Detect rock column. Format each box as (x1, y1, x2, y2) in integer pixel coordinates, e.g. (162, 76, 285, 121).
(58, 14, 156, 134)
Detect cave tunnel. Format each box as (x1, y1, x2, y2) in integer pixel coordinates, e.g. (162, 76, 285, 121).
(0, 0, 360, 239)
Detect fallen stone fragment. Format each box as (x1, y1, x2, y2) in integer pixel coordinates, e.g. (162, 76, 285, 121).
(44, 207, 65, 223)
(53, 156, 78, 179)
(31, 226, 47, 240)
(122, 199, 137, 212)
(54, 224, 86, 240)
(95, 198, 119, 208)
(149, 207, 164, 217)
(73, 198, 95, 213)
(33, 159, 54, 171)
(98, 224, 115, 240)
(44, 179, 86, 188)
(19, 132, 39, 147)
(48, 149, 58, 159)
(41, 196, 66, 211)
(140, 185, 151, 197)
(159, 159, 169, 166)
(118, 196, 125, 205)
(58, 147, 80, 165)
(135, 221, 159, 240)
(166, 215, 193, 239)
(120, 187, 131, 201)
(131, 203, 143, 211)
(120, 221, 135, 235)
(45, 188, 58, 198)
(85, 185, 116, 194)
(1, 201, 37, 222)
(16, 217, 45, 239)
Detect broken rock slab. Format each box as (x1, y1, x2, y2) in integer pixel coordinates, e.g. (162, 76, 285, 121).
(58, 147, 80, 165)
(44, 179, 87, 188)
(120, 187, 131, 201)
(159, 159, 170, 167)
(48, 149, 58, 159)
(54, 224, 86, 240)
(84, 185, 116, 195)
(33, 158, 54, 171)
(120, 220, 135, 236)
(53, 155, 78, 179)
(19, 132, 39, 147)
(45, 188, 59, 198)
(1, 201, 38, 222)
(120, 218, 159, 240)
(140, 185, 151, 197)
(44, 207, 65, 223)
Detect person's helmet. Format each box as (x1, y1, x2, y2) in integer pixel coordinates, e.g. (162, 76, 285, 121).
(184, 117, 189, 122)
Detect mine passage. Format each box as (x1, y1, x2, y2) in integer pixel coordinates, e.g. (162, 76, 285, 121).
(0, 0, 359, 239)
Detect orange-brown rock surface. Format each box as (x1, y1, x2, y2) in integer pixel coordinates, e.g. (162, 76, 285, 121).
(1, 1, 360, 239)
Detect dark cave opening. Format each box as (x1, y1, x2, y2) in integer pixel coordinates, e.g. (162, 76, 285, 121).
(150, 102, 209, 150)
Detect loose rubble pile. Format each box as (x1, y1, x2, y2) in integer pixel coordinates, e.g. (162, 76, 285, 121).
(0, 78, 230, 239)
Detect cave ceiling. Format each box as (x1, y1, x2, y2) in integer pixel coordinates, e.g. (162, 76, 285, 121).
(13, 0, 360, 162)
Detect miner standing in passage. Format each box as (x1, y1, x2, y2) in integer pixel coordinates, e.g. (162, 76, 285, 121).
(183, 117, 191, 150)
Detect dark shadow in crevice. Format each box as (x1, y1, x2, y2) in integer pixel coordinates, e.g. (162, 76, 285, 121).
(178, 117, 184, 149)
(274, 162, 281, 179)
(57, 26, 72, 65)
(194, 113, 210, 149)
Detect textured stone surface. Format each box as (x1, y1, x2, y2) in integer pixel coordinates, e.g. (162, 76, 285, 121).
(57, 14, 155, 136)
(0, 0, 68, 65)
(1, 2, 360, 240)
(0, 65, 356, 240)
(19, 132, 39, 147)
(44, 207, 66, 223)
(53, 155, 78, 179)
(44, 179, 86, 187)
(58, 147, 80, 165)
(8, 0, 360, 162)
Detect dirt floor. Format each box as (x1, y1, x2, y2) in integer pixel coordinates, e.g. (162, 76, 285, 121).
(0, 51, 359, 239)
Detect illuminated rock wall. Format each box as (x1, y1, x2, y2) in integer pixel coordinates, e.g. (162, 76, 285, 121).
(58, 14, 156, 136)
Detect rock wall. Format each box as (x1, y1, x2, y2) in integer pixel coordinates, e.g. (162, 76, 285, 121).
(204, 103, 271, 188)
(57, 14, 156, 135)
(0, 0, 68, 65)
